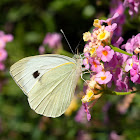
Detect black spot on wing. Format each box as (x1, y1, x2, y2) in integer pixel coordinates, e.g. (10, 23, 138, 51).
(33, 71, 40, 78)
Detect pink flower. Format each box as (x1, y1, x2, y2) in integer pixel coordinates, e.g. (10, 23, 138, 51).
(105, 23, 117, 32)
(43, 33, 62, 48)
(0, 39, 6, 49)
(113, 37, 124, 47)
(83, 44, 90, 53)
(0, 49, 7, 61)
(38, 45, 45, 54)
(122, 33, 140, 53)
(0, 62, 5, 70)
(96, 45, 114, 62)
(1, 34, 13, 42)
(110, 0, 125, 43)
(130, 64, 139, 82)
(125, 58, 133, 72)
(125, 55, 138, 72)
(89, 58, 102, 72)
(124, 0, 140, 15)
(82, 103, 91, 121)
(0, 31, 4, 37)
(83, 58, 90, 70)
(109, 131, 122, 140)
(75, 106, 87, 124)
(100, 13, 119, 25)
(95, 71, 112, 84)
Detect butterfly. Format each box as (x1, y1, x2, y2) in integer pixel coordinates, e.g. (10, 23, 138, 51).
(10, 54, 82, 118)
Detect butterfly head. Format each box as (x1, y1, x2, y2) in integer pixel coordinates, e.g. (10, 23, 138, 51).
(73, 54, 83, 66)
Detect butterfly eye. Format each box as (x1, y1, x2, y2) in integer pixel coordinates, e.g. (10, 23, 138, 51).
(33, 71, 40, 78)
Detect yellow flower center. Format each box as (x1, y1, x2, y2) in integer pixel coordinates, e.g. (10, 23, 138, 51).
(101, 76, 106, 80)
(90, 48, 96, 56)
(87, 90, 94, 98)
(81, 90, 95, 103)
(100, 32, 106, 39)
(102, 50, 108, 56)
(97, 30, 110, 41)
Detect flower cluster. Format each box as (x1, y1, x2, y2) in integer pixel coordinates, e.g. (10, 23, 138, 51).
(0, 31, 13, 71)
(124, 0, 140, 15)
(81, 11, 140, 120)
(110, 0, 125, 43)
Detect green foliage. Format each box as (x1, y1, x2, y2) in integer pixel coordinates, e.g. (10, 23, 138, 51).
(0, 0, 140, 139)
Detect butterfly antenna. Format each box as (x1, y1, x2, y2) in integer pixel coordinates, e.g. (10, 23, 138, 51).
(60, 29, 74, 54)
(75, 37, 82, 54)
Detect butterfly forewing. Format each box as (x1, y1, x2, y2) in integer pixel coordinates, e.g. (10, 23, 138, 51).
(10, 54, 82, 117)
(10, 54, 76, 95)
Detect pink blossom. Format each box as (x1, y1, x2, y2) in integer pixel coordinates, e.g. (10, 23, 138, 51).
(0, 62, 5, 70)
(89, 58, 102, 72)
(122, 33, 140, 54)
(111, 1, 125, 16)
(95, 71, 112, 84)
(109, 131, 122, 140)
(0, 31, 13, 45)
(83, 44, 90, 53)
(110, 0, 125, 43)
(105, 23, 117, 32)
(116, 74, 129, 92)
(130, 64, 139, 82)
(124, 0, 140, 15)
(125, 55, 138, 72)
(1, 34, 13, 42)
(125, 56, 140, 83)
(43, 33, 62, 48)
(125, 58, 133, 72)
(0, 31, 4, 37)
(100, 13, 119, 25)
(113, 37, 124, 47)
(82, 103, 91, 121)
(77, 130, 92, 140)
(0, 49, 7, 61)
(38, 45, 45, 54)
(96, 45, 114, 62)
(0, 39, 6, 49)
(75, 106, 87, 124)
(83, 58, 90, 70)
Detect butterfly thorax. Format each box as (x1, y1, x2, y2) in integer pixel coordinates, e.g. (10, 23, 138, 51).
(73, 54, 82, 81)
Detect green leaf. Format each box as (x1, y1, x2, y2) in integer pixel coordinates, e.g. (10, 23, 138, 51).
(110, 45, 133, 57)
(104, 89, 140, 95)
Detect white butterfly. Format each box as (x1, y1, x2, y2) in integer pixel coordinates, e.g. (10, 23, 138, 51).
(10, 54, 82, 118)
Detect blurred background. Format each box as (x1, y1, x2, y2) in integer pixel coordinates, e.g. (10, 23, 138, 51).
(0, 0, 140, 139)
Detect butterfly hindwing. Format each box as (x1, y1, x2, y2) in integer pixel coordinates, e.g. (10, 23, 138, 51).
(28, 62, 77, 117)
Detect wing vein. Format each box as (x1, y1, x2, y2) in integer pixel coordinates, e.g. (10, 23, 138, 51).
(42, 69, 74, 116)
(32, 70, 72, 112)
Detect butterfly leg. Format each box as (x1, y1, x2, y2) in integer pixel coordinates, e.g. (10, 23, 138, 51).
(80, 72, 89, 85)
